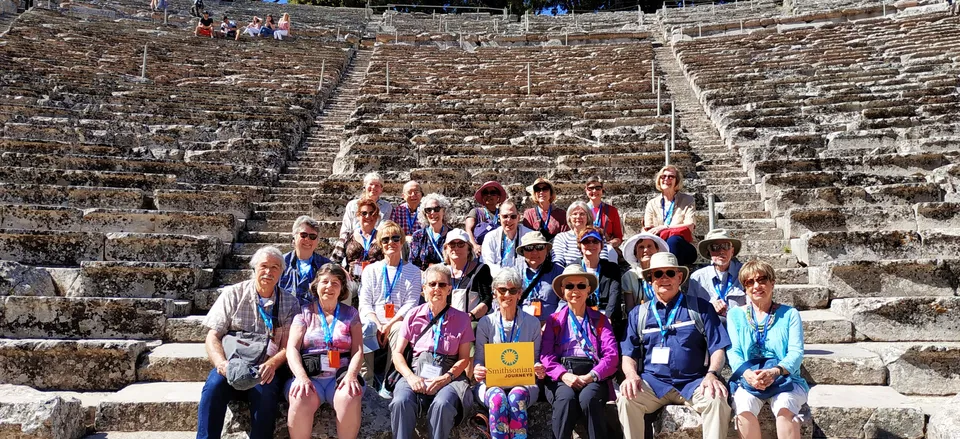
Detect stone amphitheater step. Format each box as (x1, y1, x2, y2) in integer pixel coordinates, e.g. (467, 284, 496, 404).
(801, 310, 856, 344)
(831, 297, 960, 342)
(0, 296, 189, 339)
(83, 432, 196, 439)
(809, 258, 960, 298)
(0, 339, 147, 391)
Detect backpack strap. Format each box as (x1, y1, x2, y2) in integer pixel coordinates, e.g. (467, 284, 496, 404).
(685, 293, 706, 337)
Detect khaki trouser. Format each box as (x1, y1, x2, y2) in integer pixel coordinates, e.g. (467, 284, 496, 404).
(617, 379, 731, 439)
(361, 323, 403, 384)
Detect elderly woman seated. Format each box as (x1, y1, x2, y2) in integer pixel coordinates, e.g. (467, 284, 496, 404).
(727, 260, 808, 439)
(279, 216, 332, 307)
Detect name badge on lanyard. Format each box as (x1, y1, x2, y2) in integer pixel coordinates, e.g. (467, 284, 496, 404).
(382, 263, 403, 319)
(320, 304, 341, 369)
(649, 295, 683, 364)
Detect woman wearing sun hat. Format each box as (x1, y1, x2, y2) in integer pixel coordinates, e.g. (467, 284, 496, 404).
(620, 232, 670, 315)
(466, 181, 508, 258)
(688, 229, 745, 319)
(522, 177, 568, 242)
(540, 265, 619, 439)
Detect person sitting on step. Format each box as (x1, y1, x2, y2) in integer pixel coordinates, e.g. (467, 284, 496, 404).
(194, 10, 214, 38)
(279, 215, 333, 308)
(642, 165, 698, 266)
(688, 228, 746, 321)
(333, 172, 393, 263)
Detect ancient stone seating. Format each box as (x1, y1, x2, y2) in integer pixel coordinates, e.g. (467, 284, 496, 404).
(375, 9, 649, 36)
(658, 0, 783, 31)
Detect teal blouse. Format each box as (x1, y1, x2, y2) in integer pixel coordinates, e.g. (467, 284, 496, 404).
(726, 304, 809, 392)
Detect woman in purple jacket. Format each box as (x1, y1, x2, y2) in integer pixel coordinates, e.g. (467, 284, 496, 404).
(540, 265, 619, 439)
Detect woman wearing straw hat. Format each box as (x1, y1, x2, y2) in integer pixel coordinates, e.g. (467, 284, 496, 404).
(466, 181, 508, 257)
(620, 232, 670, 314)
(642, 165, 697, 266)
(514, 231, 564, 324)
(541, 265, 619, 439)
(522, 177, 568, 242)
(689, 229, 746, 319)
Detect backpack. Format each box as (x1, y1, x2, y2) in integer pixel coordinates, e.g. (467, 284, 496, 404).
(634, 294, 706, 374)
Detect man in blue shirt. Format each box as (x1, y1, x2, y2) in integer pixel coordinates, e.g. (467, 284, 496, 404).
(688, 228, 745, 320)
(616, 253, 732, 439)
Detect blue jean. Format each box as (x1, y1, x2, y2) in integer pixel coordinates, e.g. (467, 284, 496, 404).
(196, 368, 282, 439)
(666, 235, 697, 266)
(389, 377, 464, 439)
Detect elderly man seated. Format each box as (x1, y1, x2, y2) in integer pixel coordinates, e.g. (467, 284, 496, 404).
(688, 229, 745, 321)
(197, 246, 300, 439)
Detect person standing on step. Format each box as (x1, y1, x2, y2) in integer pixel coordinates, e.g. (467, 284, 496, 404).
(551, 200, 618, 267)
(522, 177, 567, 242)
(726, 260, 807, 439)
(279, 216, 333, 308)
(616, 252, 731, 439)
(409, 193, 452, 271)
(482, 199, 532, 278)
(197, 246, 299, 439)
(642, 165, 698, 266)
(513, 231, 564, 325)
(389, 180, 423, 239)
(465, 180, 508, 258)
(584, 176, 624, 250)
(688, 229, 745, 320)
(334, 172, 393, 262)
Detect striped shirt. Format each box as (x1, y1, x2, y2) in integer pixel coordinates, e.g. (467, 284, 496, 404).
(357, 260, 423, 325)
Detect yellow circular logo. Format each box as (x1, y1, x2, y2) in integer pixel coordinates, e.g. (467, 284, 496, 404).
(501, 348, 519, 366)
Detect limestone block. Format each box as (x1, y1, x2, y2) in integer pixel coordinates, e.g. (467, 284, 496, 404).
(773, 285, 829, 310)
(137, 343, 209, 382)
(0, 229, 105, 265)
(831, 297, 960, 342)
(82, 209, 238, 242)
(0, 296, 168, 339)
(95, 382, 202, 432)
(0, 384, 84, 439)
(809, 260, 958, 298)
(0, 261, 57, 297)
(868, 342, 960, 396)
(769, 184, 943, 218)
(791, 231, 923, 266)
(801, 310, 856, 344)
(915, 202, 960, 231)
(927, 394, 960, 439)
(164, 316, 207, 343)
(808, 385, 925, 439)
(802, 344, 886, 386)
(0, 339, 146, 391)
(153, 189, 253, 218)
(66, 261, 207, 299)
(104, 233, 223, 268)
(784, 206, 916, 238)
(0, 204, 84, 231)
(656, 403, 812, 438)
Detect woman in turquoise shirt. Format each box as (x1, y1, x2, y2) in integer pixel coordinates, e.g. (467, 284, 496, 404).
(726, 260, 808, 439)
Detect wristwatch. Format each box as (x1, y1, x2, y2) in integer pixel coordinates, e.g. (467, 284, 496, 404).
(589, 370, 600, 382)
(775, 365, 787, 376)
(707, 370, 722, 380)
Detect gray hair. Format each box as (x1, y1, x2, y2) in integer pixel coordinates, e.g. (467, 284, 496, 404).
(362, 172, 383, 187)
(424, 264, 452, 284)
(566, 201, 595, 227)
(249, 245, 286, 272)
(417, 193, 451, 226)
(499, 199, 518, 213)
(291, 215, 320, 235)
(491, 268, 522, 290)
(402, 180, 422, 195)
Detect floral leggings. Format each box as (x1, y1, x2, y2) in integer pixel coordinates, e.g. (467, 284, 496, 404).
(486, 386, 530, 439)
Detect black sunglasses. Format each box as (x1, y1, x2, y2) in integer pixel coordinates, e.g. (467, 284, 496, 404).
(495, 287, 521, 295)
(379, 235, 402, 244)
(424, 206, 444, 214)
(652, 269, 679, 279)
(298, 232, 318, 240)
(481, 189, 500, 196)
(358, 210, 377, 218)
(500, 214, 518, 220)
(564, 282, 589, 290)
(427, 281, 449, 289)
(533, 184, 551, 192)
(586, 185, 603, 191)
(522, 244, 546, 252)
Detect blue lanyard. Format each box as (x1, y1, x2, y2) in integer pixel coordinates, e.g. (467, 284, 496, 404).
(451, 262, 470, 290)
(580, 261, 601, 306)
(427, 225, 445, 258)
(483, 207, 499, 225)
(641, 280, 655, 301)
(256, 297, 274, 334)
(713, 271, 734, 302)
(651, 294, 683, 346)
(592, 203, 605, 228)
(498, 312, 521, 343)
(661, 197, 676, 225)
(406, 206, 418, 233)
(428, 309, 446, 358)
(523, 265, 542, 301)
(749, 305, 776, 351)
(319, 303, 340, 346)
(361, 229, 377, 260)
(382, 262, 403, 301)
(567, 309, 596, 360)
(500, 230, 517, 261)
(536, 205, 552, 232)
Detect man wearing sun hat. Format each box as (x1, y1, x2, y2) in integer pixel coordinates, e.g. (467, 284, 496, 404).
(616, 252, 731, 439)
(688, 228, 745, 319)
(513, 231, 564, 323)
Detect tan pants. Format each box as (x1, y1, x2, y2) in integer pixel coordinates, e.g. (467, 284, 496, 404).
(361, 323, 403, 384)
(617, 379, 731, 439)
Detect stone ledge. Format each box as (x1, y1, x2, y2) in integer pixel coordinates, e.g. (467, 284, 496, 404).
(808, 259, 960, 298)
(831, 297, 960, 342)
(0, 339, 147, 391)
(0, 296, 171, 339)
(0, 384, 85, 439)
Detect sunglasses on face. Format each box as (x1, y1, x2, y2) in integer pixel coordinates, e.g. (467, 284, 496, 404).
(298, 232, 319, 240)
(652, 269, 679, 279)
(495, 287, 521, 296)
(481, 189, 500, 197)
(500, 214, 518, 220)
(447, 241, 467, 249)
(427, 281, 449, 289)
(522, 244, 546, 252)
(709, 242, 733, 252)
(358, 210, 377, 218)
(423, 206, 443, 214)
(661, 174, 677, 180)
(742, 276, 771, 288)
(379, 235, 402, 244)
(533, 185, 551, 193)
(581, 238, 602, 246)
(586, 185, 603, 191)
(564, 283, 589, 291)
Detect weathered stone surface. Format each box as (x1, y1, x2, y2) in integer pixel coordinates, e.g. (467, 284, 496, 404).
(95, 382, 201, 432)
(0, 297, 169, 339)
(832, 297, 960, 342)
(772, 284, 829, 310)
(915, 202, 960, 231)
(0, 339, 146, 391)
(782, 206, 917, 238)
(802, 344, 886, 386)
(927, 394, 960, 439)
(809, 259, 958, 298)
(656, 403, 812, 438)
(792, 230, 929, 266)
(801, 310, 856, 344)
(807, 385, 926, 439)
(163, 316, 207, 343)
(67, 261, 209, 300)
(0, 229, 104, 265)
(0, 261, 57, 297)
(0, 385, 84, 439)
(104, 233, 223, 268)
(0, 204, 84, 231)
(867, 342, 960, 396)
(152, 190, 256, 218)
(137, 343, 209, 382)
(82, 209, 238, 242)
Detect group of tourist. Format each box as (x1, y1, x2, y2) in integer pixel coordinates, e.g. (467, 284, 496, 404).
(197, 167, 808, 439)
(193, 10, 292, 40)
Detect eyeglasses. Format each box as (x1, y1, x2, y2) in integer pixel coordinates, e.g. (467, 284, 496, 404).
(742, 276, 771, 288)
(564, 283, 589, 291)
(660, 174, 678, 180)
(379, 235, 402, 244)
(423, 206, 443, 214)
(709, 242, 733, 252)
(495, 287, 521, 296)
(586, 185, 603, 191)
(481, 189, 500, 197)
(580, 238, 601, 245)
(652, 269, 678, 279)
(298, 232, 319, 240)
(426, 281, 449, 289)
(447, 241, 467, 249)
(533, 184, 551, 193)
(500, 214, 519, 220)
(522, 244, 546, 252)
(358, 210, 377, 218)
